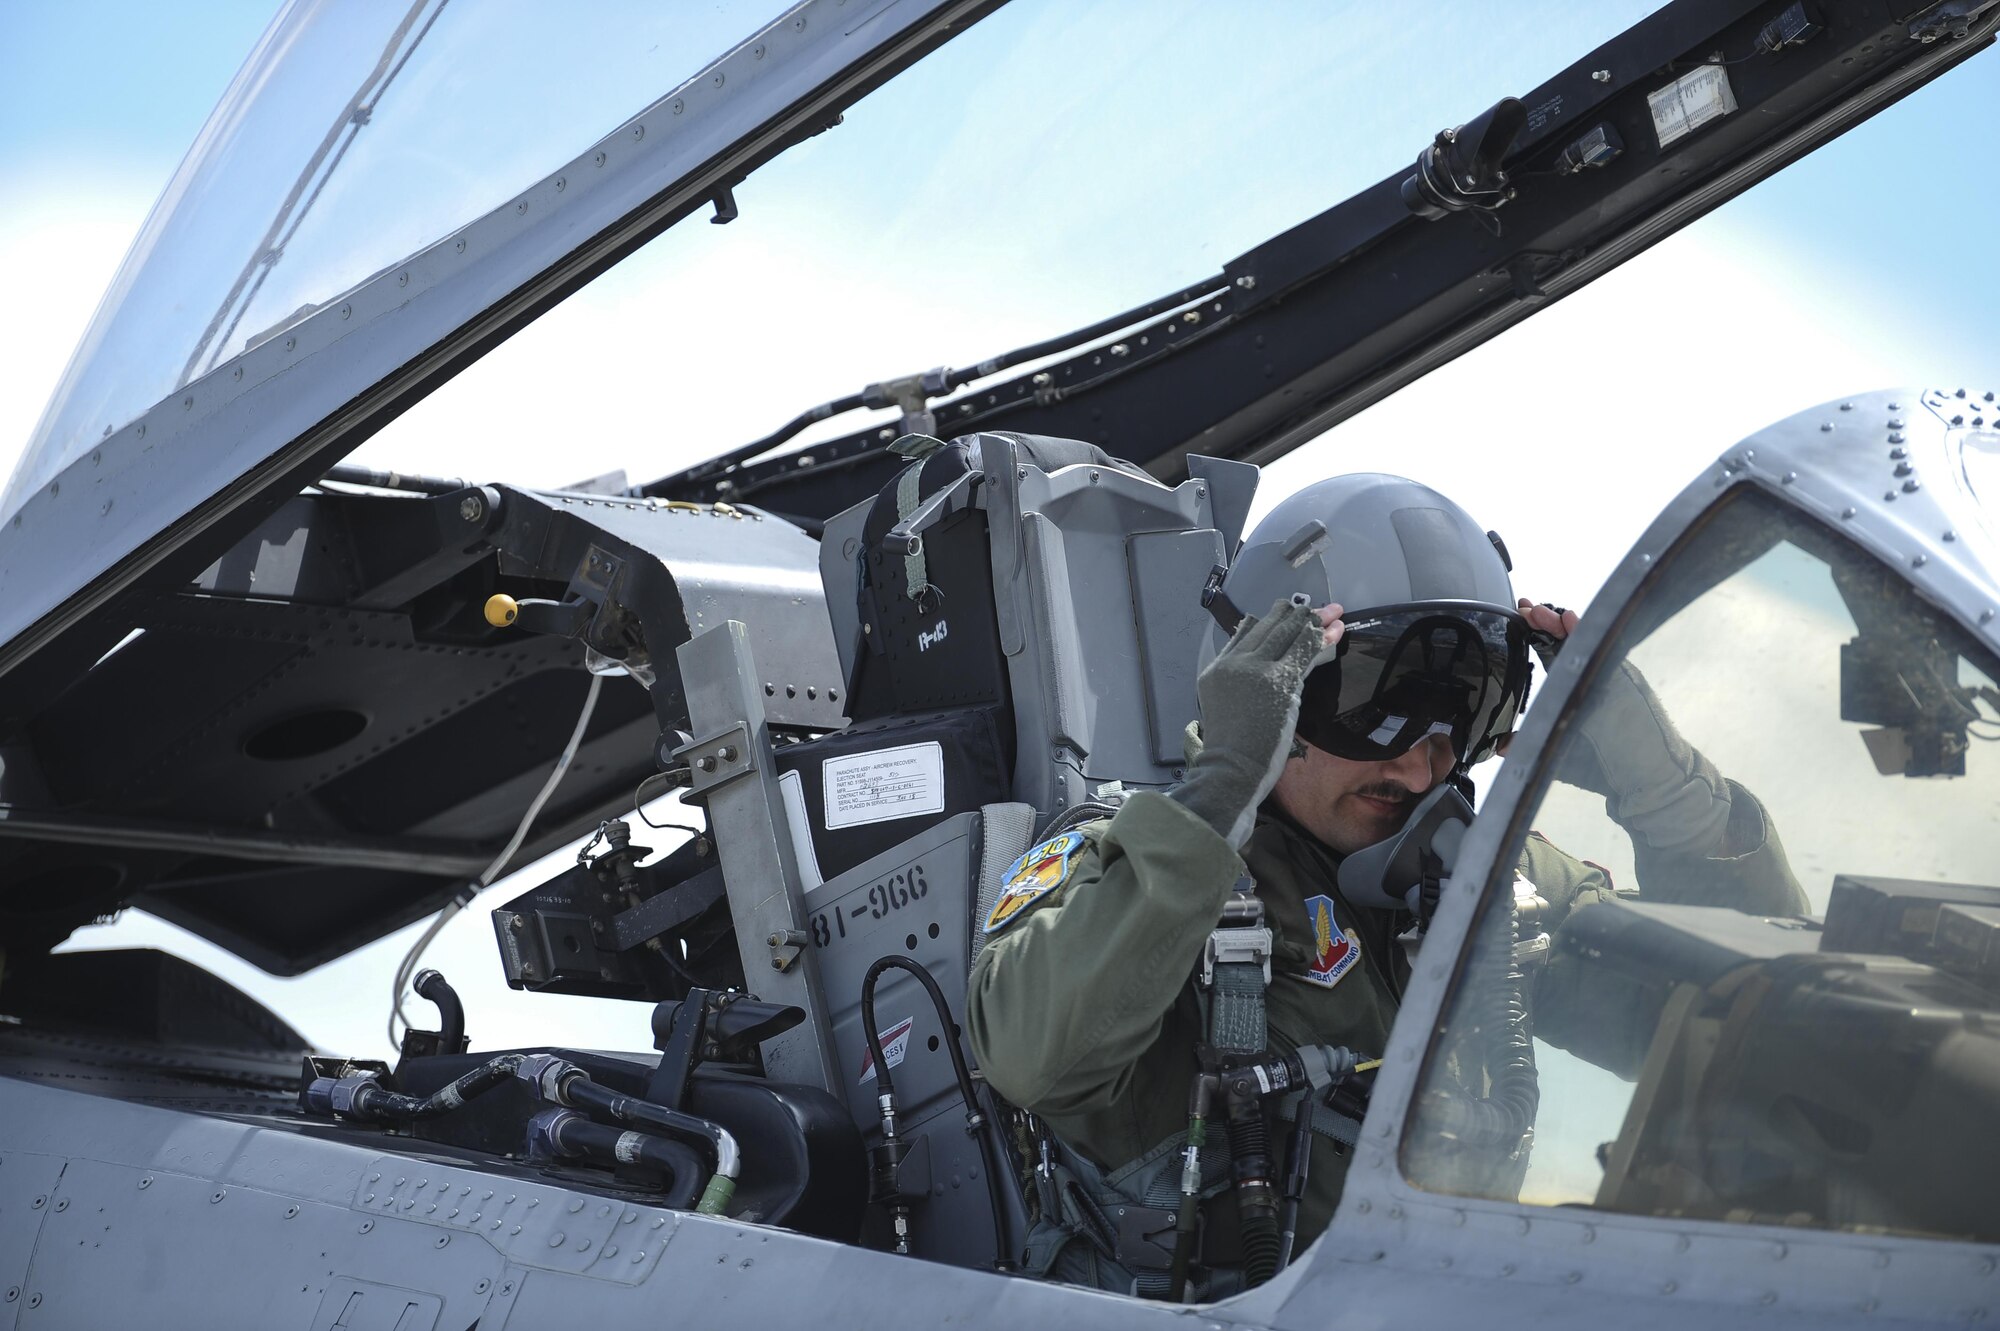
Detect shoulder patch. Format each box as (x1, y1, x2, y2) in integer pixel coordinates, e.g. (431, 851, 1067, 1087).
(1300, 893, 1361, 989)
(984, 830, 1087, 935)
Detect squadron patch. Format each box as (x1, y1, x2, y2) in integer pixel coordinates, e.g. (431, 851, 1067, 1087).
(1301, 894, 1362, 988)
(984, 830, 1087, 934)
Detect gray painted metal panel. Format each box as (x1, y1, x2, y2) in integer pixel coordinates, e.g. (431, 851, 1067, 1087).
(803, 811, 997, 1266)
(677, 620, 842, 1091)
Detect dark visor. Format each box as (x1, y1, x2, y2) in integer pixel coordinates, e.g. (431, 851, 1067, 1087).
(1295, 603, 1531, 766)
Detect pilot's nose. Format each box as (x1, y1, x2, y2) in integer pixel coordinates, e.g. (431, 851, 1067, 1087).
(1384, 733, 1451, 793)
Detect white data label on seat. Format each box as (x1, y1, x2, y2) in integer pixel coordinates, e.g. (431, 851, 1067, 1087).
(778, 769, 825, 890)
(1647, 64, 1737, 148)
(822, 741, 946, 829)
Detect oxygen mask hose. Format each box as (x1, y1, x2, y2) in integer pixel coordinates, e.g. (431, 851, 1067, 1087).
(1226, 1090, 1282, 1288)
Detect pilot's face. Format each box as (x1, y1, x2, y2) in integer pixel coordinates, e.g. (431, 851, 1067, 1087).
(1271, 731, 1455, 856)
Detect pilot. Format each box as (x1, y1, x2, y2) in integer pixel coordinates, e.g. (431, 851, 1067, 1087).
(966, 473, 1802, 1299)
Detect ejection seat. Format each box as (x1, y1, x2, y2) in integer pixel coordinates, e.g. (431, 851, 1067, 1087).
(754, 431, 1255, 1267)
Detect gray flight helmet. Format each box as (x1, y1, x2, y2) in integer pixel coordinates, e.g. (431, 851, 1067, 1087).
(1206, 473, 1529, 770)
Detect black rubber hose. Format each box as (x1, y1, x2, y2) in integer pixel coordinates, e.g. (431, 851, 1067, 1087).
(559, 1077, 741, 1183)
(550, 1115, 705, 1211)
(861, 955, 1016, 1271)
(413, 969, 464, 1051)
(353, 1053, 524, 1120)
(1226, 1104, 1281, 1287)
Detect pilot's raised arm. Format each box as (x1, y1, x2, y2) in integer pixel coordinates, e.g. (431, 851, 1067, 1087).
(1522, 597, 1806, 920)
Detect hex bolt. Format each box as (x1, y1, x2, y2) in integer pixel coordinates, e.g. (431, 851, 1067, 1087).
(717, 745, 738, 762)
(459, 495, 484, 522)
(696, 755, 717, 773)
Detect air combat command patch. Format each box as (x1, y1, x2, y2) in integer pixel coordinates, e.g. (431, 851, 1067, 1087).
(1301, 893, 1361, 988)
(983, 830, 1087, 934)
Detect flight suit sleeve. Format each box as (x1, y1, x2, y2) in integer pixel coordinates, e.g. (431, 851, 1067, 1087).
(967, 791, 1243, 1117)
(1630, 779, 1807, 916)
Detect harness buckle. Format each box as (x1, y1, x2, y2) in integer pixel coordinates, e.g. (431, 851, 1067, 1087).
(1200, 925, 1273, 988)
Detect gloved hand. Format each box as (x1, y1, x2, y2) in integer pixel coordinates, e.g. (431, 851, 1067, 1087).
(1557, 659, 1731, 855)
(1172, 599, 1331, 848)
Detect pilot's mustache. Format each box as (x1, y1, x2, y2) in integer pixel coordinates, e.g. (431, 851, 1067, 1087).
(1353, 782, 1417, 807)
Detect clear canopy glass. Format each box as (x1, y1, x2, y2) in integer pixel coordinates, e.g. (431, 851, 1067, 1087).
(1407, 487, 2000, 1245)
(6, 0, 778, 513)
(7, 0, 1668, 516)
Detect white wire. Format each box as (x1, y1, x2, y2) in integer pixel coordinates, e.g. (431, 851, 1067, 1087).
(386, 671, 606, 1050)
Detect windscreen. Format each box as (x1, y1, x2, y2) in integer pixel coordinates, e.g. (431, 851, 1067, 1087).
(1405, 487, 2000, 1244)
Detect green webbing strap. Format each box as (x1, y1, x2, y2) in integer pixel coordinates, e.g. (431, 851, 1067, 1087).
(1203, 879, 1271, 1057)
(1208, 961, 1267, 1055)
(888, 434, 946, 603)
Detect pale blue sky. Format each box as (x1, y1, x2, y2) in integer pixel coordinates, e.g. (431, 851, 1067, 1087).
(2, 2, 1996, 1055)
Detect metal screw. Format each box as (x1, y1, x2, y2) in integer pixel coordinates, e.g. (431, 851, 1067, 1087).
(717, 745, 738, 762)
(1592, 68, 1612, 82)
(459, 494, 484, 522)
(697, 755, 717, 773)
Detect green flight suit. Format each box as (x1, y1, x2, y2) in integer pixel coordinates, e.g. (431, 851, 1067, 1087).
(966, 784, 1802, 1292)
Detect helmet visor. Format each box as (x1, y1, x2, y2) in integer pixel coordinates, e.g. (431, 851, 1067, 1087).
(1295, 603, 1531, 766)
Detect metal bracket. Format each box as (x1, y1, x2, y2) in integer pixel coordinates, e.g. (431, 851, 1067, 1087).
(672, 723, 754, 798)
(673, 621, 840, 1092)
(1201, 925, 1274, 988)
(767, 928, 808, 973)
